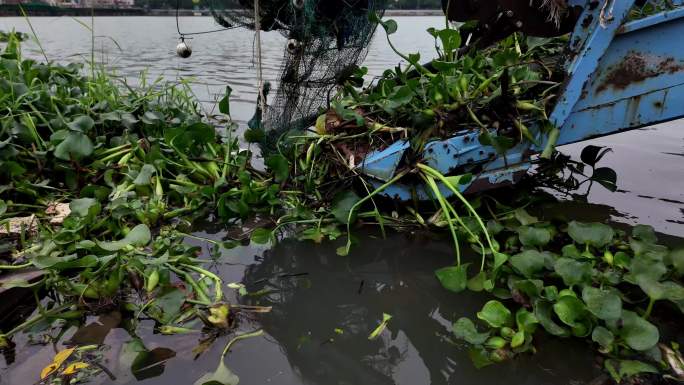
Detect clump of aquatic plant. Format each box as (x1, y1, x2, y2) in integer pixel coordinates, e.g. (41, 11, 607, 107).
(448, 209, 684, 383)
(0, 30, 28, 42)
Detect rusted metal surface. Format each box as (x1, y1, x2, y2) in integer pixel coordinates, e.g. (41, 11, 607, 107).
(597, 52, 684, 92)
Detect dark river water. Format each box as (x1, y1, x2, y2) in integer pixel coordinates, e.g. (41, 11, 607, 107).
(0, 15, 683, 385)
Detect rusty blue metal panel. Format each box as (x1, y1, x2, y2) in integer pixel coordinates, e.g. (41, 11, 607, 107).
(358, 140, 410, 182)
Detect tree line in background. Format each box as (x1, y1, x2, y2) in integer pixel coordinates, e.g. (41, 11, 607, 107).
(136, 0, 443, 10)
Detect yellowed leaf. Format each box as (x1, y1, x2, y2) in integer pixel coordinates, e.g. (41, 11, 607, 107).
(40, 363, 59, 380)
(41, 348, 75, 379)
(53, 348, 75, 368)
(61, 362, 89, 376)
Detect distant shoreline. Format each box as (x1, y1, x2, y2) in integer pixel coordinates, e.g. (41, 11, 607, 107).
(0, 5, 442, 17)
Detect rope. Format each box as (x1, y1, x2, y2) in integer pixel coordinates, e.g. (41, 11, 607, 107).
(175, 0, 238, 39)
(255, 0, 267, 114)
(599, 0, 615, 28)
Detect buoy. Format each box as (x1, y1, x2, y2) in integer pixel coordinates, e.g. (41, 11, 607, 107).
(176, 39, 192, 58)
(286, 39, 301, 54)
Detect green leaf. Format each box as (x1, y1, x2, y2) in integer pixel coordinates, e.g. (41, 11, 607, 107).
(567, 221, 614, 248)
(98, 224, 151, 251)
(133, 164, 157, 186)
(193, 361, 239, 385)
(510, 250, 546, 278)
(452, 318, 489, 345)
(510, 330, 525, 348)
(368, 313, 392, 340)
(67, 115, 95, 132)
(671, 248, 684, 276)
(554, 257, 592, 286)
(604, 359, 658, 382)
(513, 208, 538, 226)
(69, 198, 100, 218)
(515, 308, 539, 333)
(54, 131, 94, 161)
(381, 19, 398, 34)
(592, 326, 614, 349)
(619, 310, 659, 351)
(477, 300, 512, 328)
(147, 287, 186, 324)
(467, 271, 488, 292)
(265, 154, 289, 183)
(553, 296, 591, 337)
(250, 228, 272, 245)
(331, 191, 361, 224)
(582, 287, 622, 321)
(468, 347, 493, 369)
(0, 199, 6, 216)
(218, 85, 232, 117)
(534, 299, 570, 337)
(435, 264, 469, 293)
(636, 277, 684, 301)
(632, 224, 657, 244)
(517, 226, 552, 247)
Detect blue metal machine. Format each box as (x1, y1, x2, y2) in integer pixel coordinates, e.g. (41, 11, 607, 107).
(359, 0, 684, 199)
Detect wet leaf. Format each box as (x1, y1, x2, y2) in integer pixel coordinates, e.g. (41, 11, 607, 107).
(633, 224, 658, 244)
(250, 228, 272, 245)
(54, 131, 94, 161)
(672, 249, 684, 277)
(636, 277, 684, 301)
(67, 115, 95, 132)
(592, 326, 614, 349)
(453, 317, 489, 345)
(567, 221, 614, 248)
(534, 299, 570, 337)
(61, 362, 89, 376)
(477, 300, 512, 328)
(517, 226, 552, 247)
(515, 308, 538, 333)
(193, 360, 239, 385)
(132, 347, 176, 381)
(513, 208, 538, 225)
(133, 164, 157, 186)
(69, 198, 100, 218)
(218, 86, 232, 117)
(605, 359, 657, 382)
(41, 348, 75, 379)
(510, 250, 545, 278)
(147, 288, 186, 324)
(468, 346, 493, 369)
(554, 258, 592, 287)
(368, 313, 392, 340)
(553, 296, 590, 337)
(620, 311, 659, 351)
(582, 287, 622, 321)
(331, 191, 361, 224)
(98, 224, 151, 251)
(435, 264, 469, 293)
(265, 154, 289, 182)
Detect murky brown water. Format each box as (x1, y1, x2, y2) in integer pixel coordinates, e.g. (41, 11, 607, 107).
(0, 15, 682, 385)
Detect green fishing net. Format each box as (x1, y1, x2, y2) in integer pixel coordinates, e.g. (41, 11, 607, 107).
(209, 0, 388, 150)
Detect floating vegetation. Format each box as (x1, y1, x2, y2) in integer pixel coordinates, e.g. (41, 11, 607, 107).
(0, 30, 29, 42)
(0, 14, 682, 384)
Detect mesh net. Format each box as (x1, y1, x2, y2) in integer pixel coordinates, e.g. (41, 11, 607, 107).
(209, 0, 387, 150)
